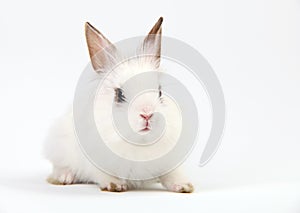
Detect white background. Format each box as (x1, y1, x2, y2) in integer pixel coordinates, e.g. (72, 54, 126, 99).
(0, 0, 300, 212)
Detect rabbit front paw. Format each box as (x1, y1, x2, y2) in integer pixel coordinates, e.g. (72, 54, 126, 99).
(100, 182, 128, 192)
(170, 182, 194, 193)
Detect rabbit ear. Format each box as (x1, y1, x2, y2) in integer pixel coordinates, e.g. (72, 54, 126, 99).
(142, 17, 163, 67)
(85, 22, 116, 72)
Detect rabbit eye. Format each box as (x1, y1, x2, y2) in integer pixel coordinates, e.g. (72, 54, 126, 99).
(158, 89, 162, 98)
(115, 88, 126, 103)
(158, 85, 162, 98)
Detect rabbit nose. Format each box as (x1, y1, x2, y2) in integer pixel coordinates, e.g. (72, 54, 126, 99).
(140, 113, 153, 120)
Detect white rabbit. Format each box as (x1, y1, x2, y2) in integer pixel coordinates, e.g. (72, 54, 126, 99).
(44, 17, 194, 193)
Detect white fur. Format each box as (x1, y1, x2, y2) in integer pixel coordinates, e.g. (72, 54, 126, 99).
(45, 19, 193, 192)
(44, 57, 193, 192)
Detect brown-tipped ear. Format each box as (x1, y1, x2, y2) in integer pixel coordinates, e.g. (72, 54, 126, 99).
(85, 22, 115, 71)
(148, 17, 163, 35)
(142, 17, 163, 67)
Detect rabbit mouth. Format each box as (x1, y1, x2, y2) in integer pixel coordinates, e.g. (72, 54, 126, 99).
(140, 127, 151, 132)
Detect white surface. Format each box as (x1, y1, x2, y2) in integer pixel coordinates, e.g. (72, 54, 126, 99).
(0, 0, 300, 212)
(1, 170, 300, 213)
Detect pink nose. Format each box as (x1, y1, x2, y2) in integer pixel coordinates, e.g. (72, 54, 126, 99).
(140, 113, 153, 121)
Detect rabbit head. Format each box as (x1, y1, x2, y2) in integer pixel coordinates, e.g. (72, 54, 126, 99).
(86, 18, 182, 160)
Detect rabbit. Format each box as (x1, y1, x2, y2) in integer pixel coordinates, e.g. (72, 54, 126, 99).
(44, 17, 194, 193)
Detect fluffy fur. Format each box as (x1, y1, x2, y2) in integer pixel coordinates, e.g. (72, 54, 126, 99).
(44, 17, 194, 193)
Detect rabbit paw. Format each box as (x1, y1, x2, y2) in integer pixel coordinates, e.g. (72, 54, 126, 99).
(47, 168, 76, 185)
(170, 183, 194, 193)
(100, 182, 128, 192)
